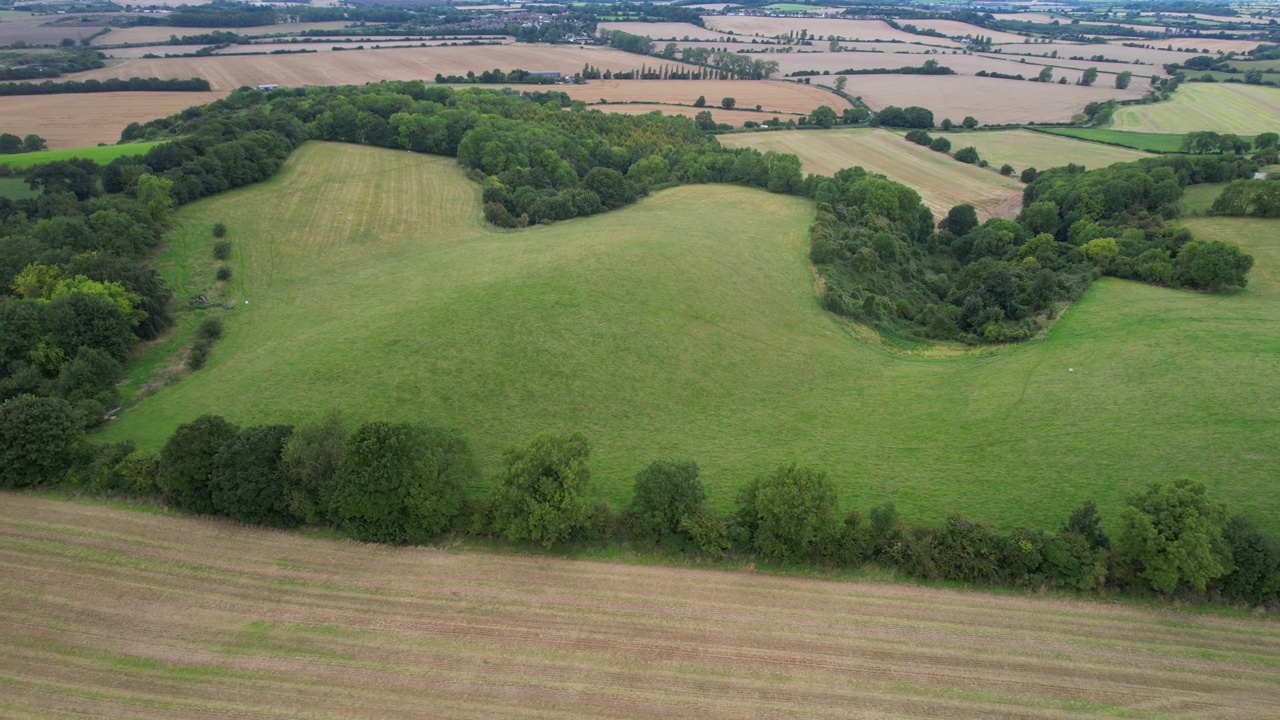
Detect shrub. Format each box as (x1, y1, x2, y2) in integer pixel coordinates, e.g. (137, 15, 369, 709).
(212, 222, 227, 238)
(1000, 163, 1015, 176)
(628, 460, 707, 545)
(280, 411, 346, 525)
(187, 339, 211, 370)
(929, 136, 951, 153)
(216, 265, 232, 282)
(157, 415, 239, 513)
(737, 464, 838, 563)
(210, 424, 297, 527)
(954, 146, 980, 164)
(213, 240, 231, 260)
(118, 450, 160, 496)
(0, 394, 84, 489)
(195, 317, 223, 343)
(490, 432, 593, 548)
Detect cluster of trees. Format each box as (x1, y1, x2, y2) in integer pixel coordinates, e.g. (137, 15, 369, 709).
(0, 47, 104, 81)
(0, 134, 46, 154)
(0, 77, 212, 96)
(433, 69, 565, 85)
(823, 60, 955, 77)
(903, 129, 981, 164)
(870, 106, 934, 129)
(3, 408, 1276, 606)
(1182, 130, 1275, 155)
(1211, 179, 1280, 218)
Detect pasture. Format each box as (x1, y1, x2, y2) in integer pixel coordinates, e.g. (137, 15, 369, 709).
(0, 140, 167, 169)
(0, 93, 223, 149)
(929, 129, 1148, 172)
(1108, 83, 1280, 134)
(63, 45, 694, 92)
(5, 496, 1278, 719)
(1033, 127, 1187, 153)
(100, 142, 1280, 532)
(560, 79, 847, 114)
(844, 74, 1147, 124)
(720, 128, 1023, 218)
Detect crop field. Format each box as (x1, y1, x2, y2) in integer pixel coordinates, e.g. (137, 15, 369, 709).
(0, 140, 167, 169)
(1153, 37, 1268, 53)
(92, 21, 356, 45)
(559, 79, 848, 114)
(1003, 42, 1190, 66)
(63, 45, 692, 92)
(778, 53, 1101, 85)
(929, 129, 1148, 171)
(1108, 83, 1280, 134)
(0, 93, 223, 148)
(591, 103, 802, 124)
(895, 19, 1028, 44)
(99, 142, 1280, 531)
(0, 13, 113, 45)
(5, 496, 1278, 719)
(720, 128, 1023, 219)
(704, 16, 964, 46)
(1032, 127, 1187, 153)
(596, 21, 732, 40)
(844, 74, 1147, 124)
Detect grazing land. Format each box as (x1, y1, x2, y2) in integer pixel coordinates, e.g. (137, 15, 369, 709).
(0, 93, 223, 148)
(63, 45, 690, 92)
(844, 74, 1147, 124)
(3, 496, 1279, 720)
(1033, 127, 1187, 153)
(99, 142, 1280, 532)
(720, 128, 1023, 219)
(1108, 83, 1280, 135)
(0, 140, 168, 169)
(929, 129, 1148, 172)
(560, 79, 848, 114)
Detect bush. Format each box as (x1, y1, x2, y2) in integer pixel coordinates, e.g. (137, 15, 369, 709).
(216, 265, 232, 282)
(157, 415, 239, 513)
(628, 460, 706, 545)
(210, 424, 297, 527)
(213, 240, 231, 260)
(212, 222, 227, 238)
(737, 464, 838, 563)
(490, 432, 593, 548)
(280, 411, 346, 525)
(0, 394, 84, 488)
(187, 339, 211, 370)
(195, 317, 223, 342)
(1020, 167, 1038, 183)
(118, 450, 160, 496)
(954, 146, 980, 164)
(1000, 163, 1015, 176)
(929, 137, 951, 153)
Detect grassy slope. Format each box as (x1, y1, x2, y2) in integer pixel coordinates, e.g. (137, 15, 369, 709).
(101, 142, 1280, 532)
(1032, 127, 1186, 153)
(0, 141, 166, 169)
(1109, 83, 1280, 134)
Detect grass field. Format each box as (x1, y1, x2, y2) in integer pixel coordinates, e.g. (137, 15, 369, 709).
(0, 177, 38, 199)
(0, 141, 168, 169)
(4, 495, 1279, 719)
(721, 128, 1024, 218)
(930, 129, 1148, 172)
(1182, 183, 1228, 215)
(0, 93, 223, 149)
(98, 142, 1280, 533)
(1109, 84, 1280, 134)
(1033, 127, 1187, 153)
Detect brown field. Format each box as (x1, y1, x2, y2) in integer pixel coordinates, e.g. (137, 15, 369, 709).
(846, 74, 1148, 124)
(0, 92, 225, 148)
(597, 21, 732, 41)
(559, 79, 850, 114)
(1147, 37, 1268, 53)
(721, 128, 1024, 219)
(677, 40, 936, 55)
(3, 496, 1279, 719)
(591, 103, 801, 124)
(92, 21, 355, 45)
(894, 18, 1028, 44)
(65, 46, 695, 92)
(998, 42, 1190, 66)
(0, 13, 114, 45)
(704, 16, 963, 46)
(761, 51, 1105, 84)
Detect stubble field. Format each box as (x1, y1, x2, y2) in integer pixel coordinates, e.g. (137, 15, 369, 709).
(92, 21, 355, 45)
(703, 16, 963, 46)
(3, 496, 1279, 719)
(0, 92, 225, 148)
(720, 128, 1024, 219)
(98, 142, 1280, 532)
(560, 79, 848, 114)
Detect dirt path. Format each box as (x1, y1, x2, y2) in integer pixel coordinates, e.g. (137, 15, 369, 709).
(2, 495, 1278, 718)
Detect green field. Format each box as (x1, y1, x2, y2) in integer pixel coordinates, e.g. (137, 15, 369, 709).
(1181, 182, 1228, 214)
(930, 129, 1148, 171)
(0, 141, 166, 169)
(1033, 127, 1187, 153)
(100, 142, 1280, 533)
(0, 176, 37, 200)
(1108, 83, 1280, 134)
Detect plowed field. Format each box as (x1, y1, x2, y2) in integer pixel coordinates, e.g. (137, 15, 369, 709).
(2, 496, 1278, 719)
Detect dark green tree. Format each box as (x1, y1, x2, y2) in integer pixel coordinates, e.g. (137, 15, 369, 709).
(280, 411, 346, 525)
(0, 394, 84, 488)
(961, 116, 978, 129)
(737, 464, 838, 563)
(720, 96, 736, 109)
(1116, 479, 1232, 594)
(1175, 241, 1253, 289)
(1079, 67, 1099, 86)
(157, 415, 239, 513)
(1211, 516, 1280, 605)
(941, 204, 979, 236)
(210, 424, 297, 527)
(490, 432, 593, 548)
(1115, 71, 1133, 89)
(629, 460, 706, 545)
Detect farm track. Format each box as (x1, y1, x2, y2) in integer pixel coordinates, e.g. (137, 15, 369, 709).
(2, 496, 1279, 719)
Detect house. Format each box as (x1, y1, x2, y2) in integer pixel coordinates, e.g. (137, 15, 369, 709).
(256, 83, 279, 91)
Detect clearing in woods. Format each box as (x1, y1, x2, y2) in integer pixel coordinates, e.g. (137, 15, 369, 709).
(2, 496, 1279, 719)
(720, 128, 1024, 219)
(0, 93, 224, 149)
(98, 142, 1280, 532)
(1108, 83, 1280, 135)
(927, 129, 1149, 173)
(61, 45, 693, 92)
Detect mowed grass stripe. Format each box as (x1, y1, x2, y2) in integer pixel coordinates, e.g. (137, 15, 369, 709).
(101, 142, 1280, 533)
(1, 496, 1279, 719)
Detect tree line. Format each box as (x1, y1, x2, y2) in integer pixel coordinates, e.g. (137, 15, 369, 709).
(1, 409, 1276, 608)
(0, 77, 212, 96)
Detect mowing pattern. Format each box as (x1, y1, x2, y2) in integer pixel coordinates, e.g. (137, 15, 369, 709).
(1109, 84, 1280, 135)
(2, 496, 1278, 719)
(721, 128, 1024, 219)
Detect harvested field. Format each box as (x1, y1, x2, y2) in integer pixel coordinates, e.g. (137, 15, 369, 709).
(64, 45, 691, 92)
(777, 51, 1101, 83)
(92, 21, 354, 45)
(704, 16, 962, 46)
(893, 18, 1027, 44)
(1108, 83, 1280, 134)
(591, 103, 800, 124)
(847, 74, 1146, 123)
(1146, 37, 1268, 53)
(597, 21, 731, 40)
(3, 496, 1279, 720)
(0, 14, 113, 45)
(721, 128, 1023, 219)
(997, 42, 1189, 66)
(930, 129, 1148, 172)
(0, 92, 224, 148)
(558, 79, 849, 114)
